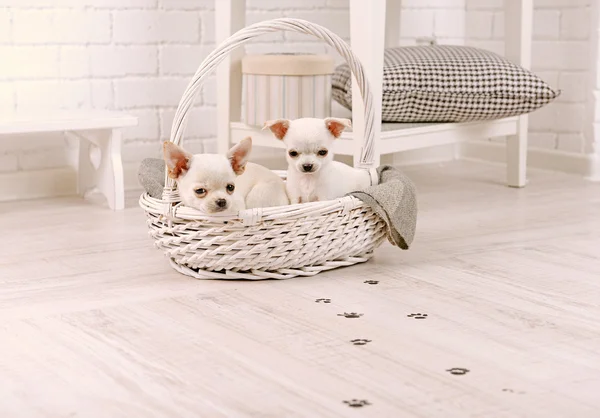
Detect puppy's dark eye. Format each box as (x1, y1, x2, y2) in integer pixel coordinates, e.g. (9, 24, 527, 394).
(317, 149, 328, 157)
(226, 184, 235, 193)
(288, 150, 299, 158)
(194, 188, 207, 197)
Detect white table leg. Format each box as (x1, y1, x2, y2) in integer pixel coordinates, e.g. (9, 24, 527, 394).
(97, 129, 125, 210)
(77, 136, 96, 199)
(350, 0, 385, 168)
(75, 129, 125, 210)
(505, 0, 533, 187)
(216, 0, 246, 154)
(98, 129, 125, 210)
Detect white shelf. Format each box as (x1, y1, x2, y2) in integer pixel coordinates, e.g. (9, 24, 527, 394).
(0, 110, 137, 135)
(230, 117, 518, 156)
(216, 0, 533, 187)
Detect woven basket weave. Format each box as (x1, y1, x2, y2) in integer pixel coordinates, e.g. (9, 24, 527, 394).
(139, 18, 387, 280)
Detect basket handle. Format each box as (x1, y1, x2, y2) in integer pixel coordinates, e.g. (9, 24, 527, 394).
(164, 18, 376, 196)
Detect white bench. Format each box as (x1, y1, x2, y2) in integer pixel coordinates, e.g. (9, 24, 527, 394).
(0, 110, 138, 210)
(216, 0, 532, 188)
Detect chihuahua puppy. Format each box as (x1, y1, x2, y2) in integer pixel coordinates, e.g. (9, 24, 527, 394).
(264, 117, 374, 204)
(163, 137, 289, 214)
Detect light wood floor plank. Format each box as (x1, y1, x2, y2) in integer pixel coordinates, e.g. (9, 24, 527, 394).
(1, 161, 599, 417)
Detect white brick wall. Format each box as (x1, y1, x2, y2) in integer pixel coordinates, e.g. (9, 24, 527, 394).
(2, 0, 593, 183)
(12, 10, 112, 44)
(112, 11, 199, 44)
(0, 9, 12, 43)
(90, 46, 158, 77)
(0, 0, 452, 175)
(159, 45, 214, 75)
(466, 0, 593, 154)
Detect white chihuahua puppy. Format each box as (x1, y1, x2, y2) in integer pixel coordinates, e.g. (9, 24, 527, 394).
(163, 137, 289, 214)
(264, 117, 374, 203)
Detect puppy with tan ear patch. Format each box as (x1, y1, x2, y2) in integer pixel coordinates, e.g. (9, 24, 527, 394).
(163, 137, 289, 214)
(264, 117, 374, 204)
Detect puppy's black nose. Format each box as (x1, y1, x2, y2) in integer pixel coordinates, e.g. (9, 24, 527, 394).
(302, 163, 313, 172)
(215, 199, 227, 208)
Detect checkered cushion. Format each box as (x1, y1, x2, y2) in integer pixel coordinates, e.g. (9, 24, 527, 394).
(332, 45, 559, 123)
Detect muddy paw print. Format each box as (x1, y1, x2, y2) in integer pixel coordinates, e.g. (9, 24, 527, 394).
(446, 368, 469, 376)
(364, 280, 379, 285)
(315, 298, 331, 303)
(343, 399, 371, 408)
(350, 339, 372, 346)
(407, 313, 428, 319)
(337, 312, 363, 318)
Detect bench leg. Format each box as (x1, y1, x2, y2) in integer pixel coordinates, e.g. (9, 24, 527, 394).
(350, 0, 385, 168)
(78, 137, 96, 199)
(98, 129, 125, 210)
(507, 115, 528, 188)
(505, 0, 531, 188)
(77, 129, 125, 210)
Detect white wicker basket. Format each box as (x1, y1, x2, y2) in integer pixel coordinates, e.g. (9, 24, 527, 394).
(139, 18, 387, 280)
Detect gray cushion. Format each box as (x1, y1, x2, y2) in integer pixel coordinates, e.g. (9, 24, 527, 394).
(332, 45, 559, 123)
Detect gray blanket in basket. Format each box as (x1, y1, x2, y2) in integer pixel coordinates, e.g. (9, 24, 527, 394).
(348, 165, 417, 249)
(138, 159, 417, 249)
(139, 158, 167, 198)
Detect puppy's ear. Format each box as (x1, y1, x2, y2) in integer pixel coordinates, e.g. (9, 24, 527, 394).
(227, 137, 252, 175)
(263, 119, 290, 140)
(324, 117, 352, 139)
(163, 142, 192, 179)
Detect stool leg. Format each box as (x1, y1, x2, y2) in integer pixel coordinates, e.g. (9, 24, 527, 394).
(350, 0, 385, 168)
(507, 115, 528, 188)
(505, 0, 532, 187)
(77, 136, 96, 198)
(97, 129, 125, 210)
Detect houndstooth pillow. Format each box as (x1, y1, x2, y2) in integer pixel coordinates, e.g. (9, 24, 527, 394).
(332, 45, 559, 123)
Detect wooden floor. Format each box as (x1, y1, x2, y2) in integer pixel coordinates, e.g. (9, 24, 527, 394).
(1, 161, 599, 417)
